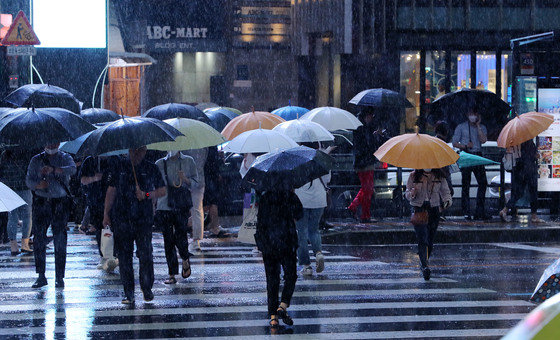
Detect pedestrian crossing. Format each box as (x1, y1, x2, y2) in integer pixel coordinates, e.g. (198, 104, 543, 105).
(0, 231, 535, 339)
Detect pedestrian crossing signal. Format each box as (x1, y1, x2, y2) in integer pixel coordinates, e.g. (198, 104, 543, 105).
(0, 10, 40, 46)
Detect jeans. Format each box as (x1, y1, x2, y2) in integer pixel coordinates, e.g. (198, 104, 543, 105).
(413, 206, 440, 268)
(190, 183, 205, 240)
(32, 196, 69, 278)
(7, 190, 32, 240)
(296, 208, 324, 266)
(155, 210, 190, 276)
(349, 170, 374, 219)
(460, 165, 487, 216)
(263, 252, 298, 316)
(113, 218, 154, 298)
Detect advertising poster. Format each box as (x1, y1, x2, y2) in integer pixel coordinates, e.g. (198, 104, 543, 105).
(537, 89, 560, 191)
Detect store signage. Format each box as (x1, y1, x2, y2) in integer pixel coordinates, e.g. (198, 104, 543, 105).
(240, 23, 287, 35)
(0, 11, 40, 46)
(6, 45, 36, 56)
(240, 7, 290, 17)
(147, 26, 208, 40)
(537, 88, 560, 191)
(520, 53, 534, 75)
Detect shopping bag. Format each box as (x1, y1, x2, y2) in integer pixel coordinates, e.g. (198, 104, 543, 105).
(237, 193, 258, 245)
(100, 225, 115, 260)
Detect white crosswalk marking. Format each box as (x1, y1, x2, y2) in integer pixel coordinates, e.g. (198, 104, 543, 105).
(0, 231, 533, 338)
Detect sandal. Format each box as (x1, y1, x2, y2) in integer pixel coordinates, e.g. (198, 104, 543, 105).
(277, 306, 294, 326)
(164, 277, 177, 284)
(182, 258, 191, 278)
(269, 316, 279, 328)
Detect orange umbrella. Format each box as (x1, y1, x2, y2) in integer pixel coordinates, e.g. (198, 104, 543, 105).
(221, 110, 285, 140)
(497, 112, 554, 148)
(374, 133, 459, 169)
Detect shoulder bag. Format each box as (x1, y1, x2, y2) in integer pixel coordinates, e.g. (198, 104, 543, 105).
(164, 159, 193, 211)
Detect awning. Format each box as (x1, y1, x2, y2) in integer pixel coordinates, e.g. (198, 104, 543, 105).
(108, 52, 156, 67)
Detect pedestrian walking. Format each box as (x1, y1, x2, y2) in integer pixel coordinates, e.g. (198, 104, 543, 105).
(204, 146, 229, 237)
(254, 184, 303, 328)
(499, 140, 544, 223)
(26, 143, 76, 288)
(183, 147, 207, 254)
(452, 110, 489, 220)
(405, 168, 452, 281)
(155, 150, 196, 284)
(0, 148, 35, 255)
(347, 109, 388, 223)
(103, 146, 166, 304)
(80, 155, 118, 271)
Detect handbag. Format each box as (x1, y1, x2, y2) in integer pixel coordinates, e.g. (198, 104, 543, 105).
(237, 193, 258, 245)
(410, 210, 429, 226)
(318, 176, 332, 208)
(164, 159, 193, 211)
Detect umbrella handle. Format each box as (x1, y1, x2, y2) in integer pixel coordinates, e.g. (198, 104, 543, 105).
(130, 157, 139, 190)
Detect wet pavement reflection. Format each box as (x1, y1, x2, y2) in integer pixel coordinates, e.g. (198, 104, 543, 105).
(0, 229, 557, 339)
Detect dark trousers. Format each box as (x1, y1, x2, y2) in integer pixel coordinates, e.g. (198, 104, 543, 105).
(0, 212, 8, 242)
(155, 210, 190, 276)
(507, 166, 538, 214)
(113, 219, 154, 298)
(32, 196, 69, 278)
(262, 252, 298, 316)
(90, 207, 104, 257)
(413, 206, 440, 268)
(461, 164, 487, 216)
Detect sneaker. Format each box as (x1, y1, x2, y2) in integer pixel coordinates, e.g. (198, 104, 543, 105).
(143, 289, 154, 302)
(315, 252, 325, 273)
(188, 241, 202, 255)
(122, 296, 135, 305)
(105, 258, 118, 273)
(97, 258, 107, 269)
(301, 265, 313, 276)
(32, 276, 48, 288)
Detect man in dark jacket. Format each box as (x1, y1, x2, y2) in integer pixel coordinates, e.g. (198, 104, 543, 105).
(348, 110, 388, 223)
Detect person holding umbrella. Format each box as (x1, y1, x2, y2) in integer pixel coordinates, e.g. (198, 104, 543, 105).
(103, 146, 166, 304)
(26, 143, 77, 288)
(451, 110, 489, 220)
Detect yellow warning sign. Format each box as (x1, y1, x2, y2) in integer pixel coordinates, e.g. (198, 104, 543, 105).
(0, 11, 40, 46)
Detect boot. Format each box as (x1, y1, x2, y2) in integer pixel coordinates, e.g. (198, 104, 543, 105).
(21, 238, 32, 253)
(10, 240, 20, 256)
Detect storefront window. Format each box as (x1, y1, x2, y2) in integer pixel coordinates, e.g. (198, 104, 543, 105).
(400, 52, 420, 132)
(476, 51, 496, 92)
(425, 51, 446, 104)
(451, 52, 471, 91)
(501, 52, 513, 104)
(516, 76, 537, 114)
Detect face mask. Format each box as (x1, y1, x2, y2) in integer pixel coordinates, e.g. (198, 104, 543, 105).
(468, 115, 478, 123)
(45, 147, 58, 155)
(168, 150, 180, 157)
(423, 168, 432, 172)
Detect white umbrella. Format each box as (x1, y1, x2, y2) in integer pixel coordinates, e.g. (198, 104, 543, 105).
(0, 182, 26, 212)
(223, 129, 298, 154)
(299, 107, 362, 131)
(272, 119, 334, 143)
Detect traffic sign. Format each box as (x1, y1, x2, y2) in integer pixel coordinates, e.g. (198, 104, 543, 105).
(0, 11, 40, 46)
(6, 45, 36, 56)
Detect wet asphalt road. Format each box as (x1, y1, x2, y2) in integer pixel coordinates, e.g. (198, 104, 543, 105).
(0, 230, 558, 339)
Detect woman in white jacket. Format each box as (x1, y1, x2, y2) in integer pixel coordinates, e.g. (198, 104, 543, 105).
(295, 172, 330, 276)
(405, 168, 452, 281)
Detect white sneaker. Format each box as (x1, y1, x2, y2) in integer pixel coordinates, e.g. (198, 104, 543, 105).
(301, 266, 313, 276)
(315, 252, 325, 273)
(189, 241, 202, 255)
(97, 258, 107, 270)
(105, 258, 118, 272)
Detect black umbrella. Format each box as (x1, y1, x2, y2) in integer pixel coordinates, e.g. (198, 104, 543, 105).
(3, 84, 81, 114)
(349, 88, 413, 108)
(531, 257, 560, 303)
(0, 107, 95, 148)
(80, 108, 120, 124)
(428, 88, 511, 140)
(204, 107, 238, 132)
(143, 103, 209, 122)
(74, 116, 183, 157)
(244, 146, 333, 191)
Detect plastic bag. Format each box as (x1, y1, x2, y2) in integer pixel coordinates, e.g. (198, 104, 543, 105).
(100, 225, 115, 260)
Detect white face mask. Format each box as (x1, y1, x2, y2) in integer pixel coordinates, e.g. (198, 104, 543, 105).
(45, 147, 58, 155)
(468, 115, 478, 123)
(423, 168, 432, 172)
(168, 150, 180, 157)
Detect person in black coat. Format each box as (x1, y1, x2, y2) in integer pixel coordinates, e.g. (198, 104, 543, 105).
(254, 186, 303, 329)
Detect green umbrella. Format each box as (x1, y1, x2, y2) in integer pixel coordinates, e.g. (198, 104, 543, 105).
(457, 151, 499, 169)
(147, 118, 226, 151)
(205, 106, 242, 116)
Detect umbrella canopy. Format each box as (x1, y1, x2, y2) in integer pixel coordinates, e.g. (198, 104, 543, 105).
(505, 288, 560, 340)
(272, 119, 334, 143)
(74, 117, 183, 157)
(148, 118, 227, 151)
(195, 102, 219, 111)
(349, 88, 413, 108)
(205, 106, 242, 115)
(374, 133, 459, 169)
(3, 84, 81, 114)
(143, 103, 209, 122)
(428, 88, 511, 140)
(531, 257, 560, 303)
(497, 112, 554, 148)
(221, 110, 286, 140)
(204, 107, 238, 132)
(457, 151, 499, 169)
(244, 145, 333, 191)
(80, 108, 120, 124)
(60, 128, 127, 156)
(271, 105, 309, 121)
(0, 107, 95, 148)
(0, 181, 27, 212)
(223, 128, 298, 154)
(299, 107, 362, 131)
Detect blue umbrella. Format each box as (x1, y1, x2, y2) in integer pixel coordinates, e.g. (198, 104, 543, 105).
(204, 107, 238, 132)
(80, 108, 120, 124)
(349, 88, 413, 108)
(457, 151, 499, 169)
(271, 105, 309, 121)
(143, 103, 209, 122)
(60, 129, 126, 156)
(3, 84, 82, 114)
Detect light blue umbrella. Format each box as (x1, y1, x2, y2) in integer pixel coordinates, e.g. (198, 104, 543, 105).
(457, 151, 499, 169)
(271, 104, 309, 121)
